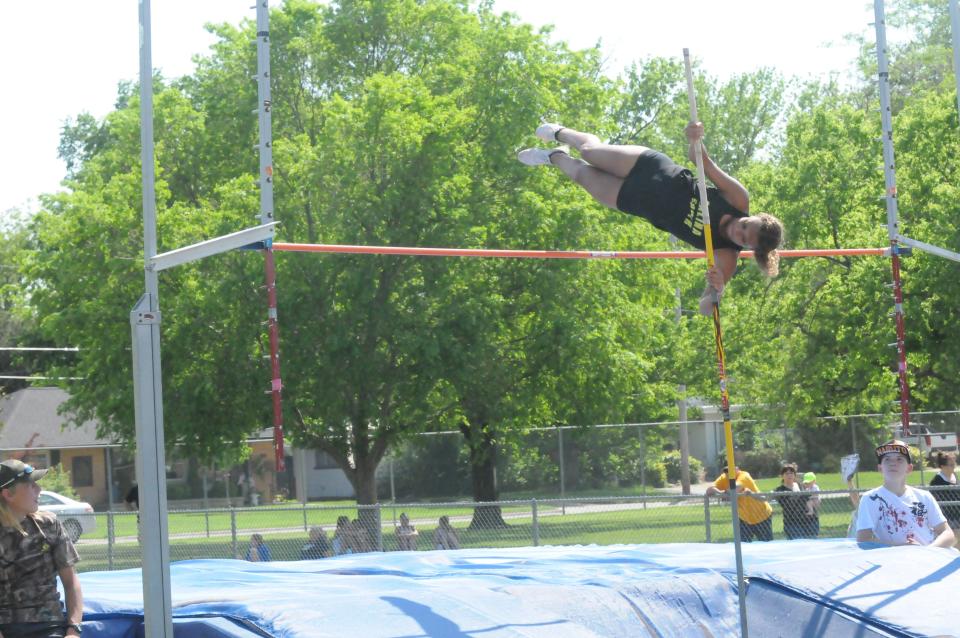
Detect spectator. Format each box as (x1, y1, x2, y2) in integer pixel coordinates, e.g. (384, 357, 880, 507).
(846, 477, 861, 538)
(124, 483, 139, 511)
(350, 518, 374, 553)
(433, 516, 460, 550)
(395, 512, 419, 551)
(856, 440, 955, 548)
(773, 463, 813, 539)
(300, 526, 331, 560)
(332, 516, 352, 555)
(124, 482, 141, 541)
(0, 459, 84, 637)
(705, 461, 774, 542)
(801, 471, 821, 538)
(929, 451, 960, 539)
(245, 533, 272, 562)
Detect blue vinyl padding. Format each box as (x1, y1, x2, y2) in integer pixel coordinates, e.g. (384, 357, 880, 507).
(73, 540, 959, 637)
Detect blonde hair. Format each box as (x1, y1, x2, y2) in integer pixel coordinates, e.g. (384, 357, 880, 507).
(753, 213, 784, 277)
(0, 490, 24, 532)
(0, 483, 52, 534)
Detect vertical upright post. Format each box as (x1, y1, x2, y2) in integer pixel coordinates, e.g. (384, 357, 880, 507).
(105, 447, 115, 510)
(672, 242, 691, 495)
(136, 1, 174, 635)
(296, 448, 309, 504)
(557, 426, 566, 500)
(389, 456, 396, 503)
(255, 0, 286, 472)
(851, 417, 858, 457)
(639, 426, 647, 509)
(874, 0, 912, 436)
(531, 500, 540, 547)
(106, 511, 114, 571)
(684, 48, 748, 638)
(951, 0, 960, 126)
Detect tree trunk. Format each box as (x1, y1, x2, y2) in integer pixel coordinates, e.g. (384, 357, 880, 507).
(462, 421, 507, 529)
(352, 457, 382, 550)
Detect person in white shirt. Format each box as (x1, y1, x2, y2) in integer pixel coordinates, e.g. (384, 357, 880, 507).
(856, 440, 955, 548)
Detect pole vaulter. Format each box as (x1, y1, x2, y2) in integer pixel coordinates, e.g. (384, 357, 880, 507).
(684, 48, 750, 638)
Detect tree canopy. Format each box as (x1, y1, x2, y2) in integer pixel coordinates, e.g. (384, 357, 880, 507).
(9, 0, 960, 498)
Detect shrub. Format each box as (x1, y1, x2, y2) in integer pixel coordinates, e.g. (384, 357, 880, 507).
(642, 459, 668, 488)
(41, 465, 78, 500)
(661, 450, 702, 485)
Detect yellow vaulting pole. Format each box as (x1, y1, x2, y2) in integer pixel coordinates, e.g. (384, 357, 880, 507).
(683, 48, 749, 638)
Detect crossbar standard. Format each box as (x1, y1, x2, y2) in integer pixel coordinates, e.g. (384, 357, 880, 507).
(273, 243, 887, 259)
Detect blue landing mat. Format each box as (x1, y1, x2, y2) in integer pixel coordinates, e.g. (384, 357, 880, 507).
(75, 540, 959, 637)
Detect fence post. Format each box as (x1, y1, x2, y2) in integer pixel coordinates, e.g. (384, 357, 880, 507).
(303, 501, 308, 532)
(205, 508, 210, 538)
(107, 511, 115, 571)
(230, 508, 238, 559)
(376, 503, 384, 552)
(704, 494, 711, 542)
(531, 499, 539, 547)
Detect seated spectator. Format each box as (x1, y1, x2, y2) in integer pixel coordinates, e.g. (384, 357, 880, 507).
(930, 451, 960, 543)
(395, 512, 419, 551)
(332, 515, 352, 555)
(350, 518, 375, 553)
(300, 526, 331, 560)
(433, 515, 460, 550)
(245, 533, 272, 562)
(856, 440, 954, 547)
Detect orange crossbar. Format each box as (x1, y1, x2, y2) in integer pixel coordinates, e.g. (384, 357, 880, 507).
(272, 243, 886, 260)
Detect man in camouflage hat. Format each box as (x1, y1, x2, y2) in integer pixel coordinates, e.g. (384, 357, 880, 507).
(0, 459, 83, 637)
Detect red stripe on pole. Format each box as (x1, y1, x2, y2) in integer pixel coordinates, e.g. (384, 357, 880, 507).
(272, 243, 886, 260)
(263, 249, 285, 472)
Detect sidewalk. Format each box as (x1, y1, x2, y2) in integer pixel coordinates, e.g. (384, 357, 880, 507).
(659, 481, 711, 496)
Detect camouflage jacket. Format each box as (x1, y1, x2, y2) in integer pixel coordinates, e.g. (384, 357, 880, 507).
(0, 513, 80, 623)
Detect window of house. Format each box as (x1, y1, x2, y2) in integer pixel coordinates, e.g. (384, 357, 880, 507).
(314, 450, 339, 469)
(72, 456, 94, 487)
(20, 453, 49, 469)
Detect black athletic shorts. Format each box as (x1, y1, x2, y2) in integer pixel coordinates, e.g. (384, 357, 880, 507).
(615, 150, 694, 233)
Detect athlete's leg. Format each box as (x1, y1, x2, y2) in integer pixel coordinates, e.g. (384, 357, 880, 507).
(549, 151, 623, 209)
(554, 128, 650, 179)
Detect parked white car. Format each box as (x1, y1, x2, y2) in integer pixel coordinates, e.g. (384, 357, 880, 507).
(38, 490, 96, 541)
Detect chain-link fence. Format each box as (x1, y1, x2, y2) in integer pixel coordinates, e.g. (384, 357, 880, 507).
(71, 484, 960, 573)
(373, 411, 960, 502)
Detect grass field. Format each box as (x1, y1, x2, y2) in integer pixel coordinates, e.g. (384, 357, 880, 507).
(74, 480, 869, 573)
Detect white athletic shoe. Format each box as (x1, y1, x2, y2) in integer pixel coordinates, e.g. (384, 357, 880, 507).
(535, 122, 564, 142)
(517, 146, 568, 166)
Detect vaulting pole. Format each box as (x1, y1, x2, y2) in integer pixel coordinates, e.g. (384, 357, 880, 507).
(684, 48, 749, 638)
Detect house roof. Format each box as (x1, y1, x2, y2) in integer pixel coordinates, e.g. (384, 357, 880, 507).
(0, 387, 116, 450)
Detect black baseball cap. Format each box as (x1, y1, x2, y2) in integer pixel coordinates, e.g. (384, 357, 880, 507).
(875, 440, 911, 463)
